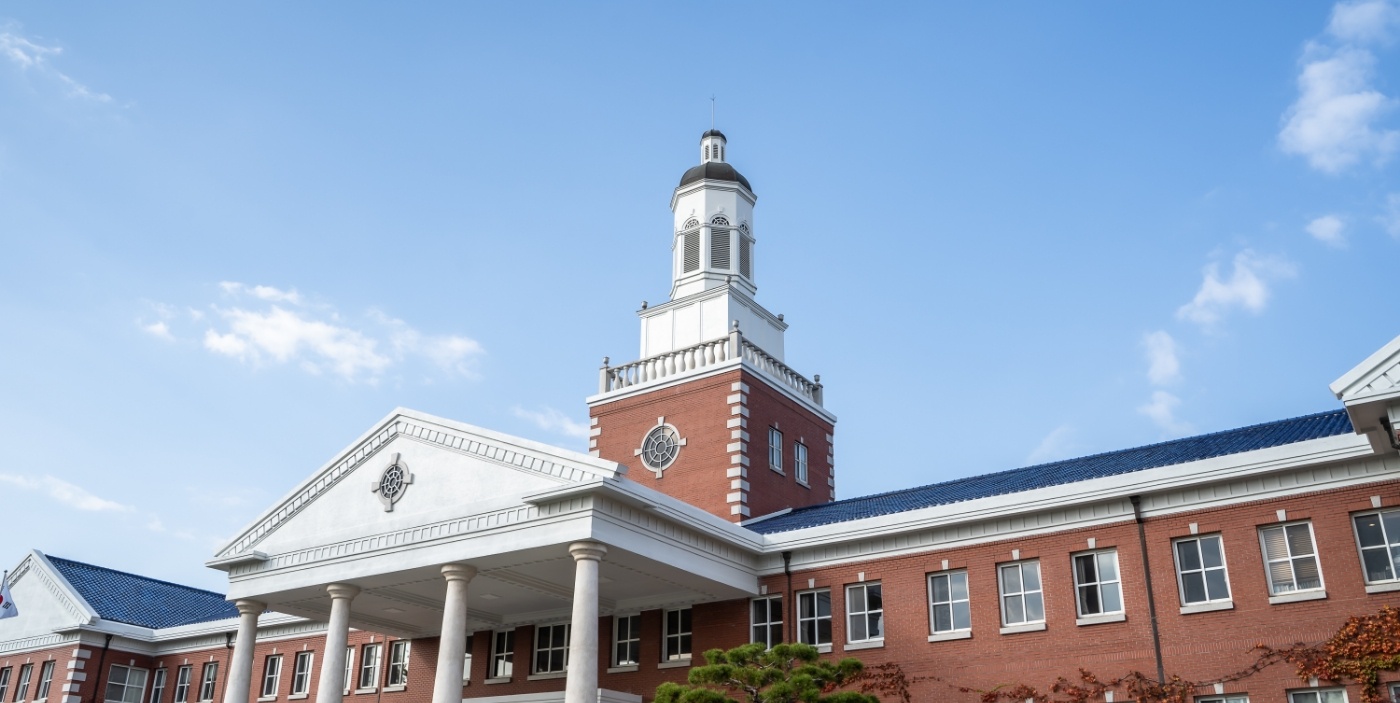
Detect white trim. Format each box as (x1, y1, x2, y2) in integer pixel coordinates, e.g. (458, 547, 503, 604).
(1075, 612, 1126, 627)
(656, 660, 691, 670)
(1179, 601, 1234, 615)
(842, 641, 883, 651)
(1364, 581, 1400, 594)
(1269, 590, 1327, 604)
(926, 631, 972, 642)
(998, 623, 1046, 635)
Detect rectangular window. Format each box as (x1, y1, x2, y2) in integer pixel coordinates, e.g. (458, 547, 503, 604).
(1073, 550, 1124, 617)
(845, 583, 884, 643)
(750, 596, 783, 648)
(1174, 535, 1232, 605)
(386, 641, 409, 688)
(1198, 697, 1249, 703)
(35, 663, 54, 702)
(358, 644, 381, 690)
(928, 570, 971, 634)
(172, 667, 191, 703)
(145, 668, 165, 703)
(663, 608, 692, 661)
(16, 664, 31, 702)
(613, 615, 640, 667)
(769, 428, 783, 472)
(795, 442, 809, 485)
(683, 232, 699, 273)
(711, 229, 730, 269)
(1354, 508, 1400, 583)
(1260, 522, 1324, 595)
(198, 663, 217, 703)
(289, 653, 312, 697)
(999, 560, 1045, 626)
(1289, 690, 1347, 703)
(260, 656, 281, 699)
(462, 635, 472, 683)
(739, 237, 752, 279)
(342, 647, 353, 693)
(106, 666, 149, 703)
(796, 589, 832, 646)
(534, 624, 569, 674)
(0, 667, 11, 703)
(490, 630, 514, 679)
(1389, 683, 1400, 703)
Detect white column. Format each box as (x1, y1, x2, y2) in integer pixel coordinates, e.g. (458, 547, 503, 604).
(430, 564, 478, 703)
(222, 599, 265, 703)
(315, 584, 360, 703)
(564, 541, 607, 703)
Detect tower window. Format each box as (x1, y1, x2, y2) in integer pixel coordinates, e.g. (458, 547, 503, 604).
(768, 428, 783, 473)
(794, 442, 808, 485)
(739, 237, 753, 279)
(711, 216, 729, 226)
(704, 145, 710, 160)
(711, 229, 730, 269)
(683, 231, 700, 273)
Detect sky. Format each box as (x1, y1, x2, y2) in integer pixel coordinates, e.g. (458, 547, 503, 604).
(1, 2, 1399, 591)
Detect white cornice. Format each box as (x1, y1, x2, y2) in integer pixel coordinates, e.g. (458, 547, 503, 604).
(1331, 333, 1400, 400)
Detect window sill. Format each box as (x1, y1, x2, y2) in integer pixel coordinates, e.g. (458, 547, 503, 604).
(1179, 600, 1234, 615)
(382, 686, 406, 693)
(657, 659, 692, 670)
(606, 665, 638, 674)
(1075, 612, 1126, 627)
(288, 695, 308, 700)
(257, 697, 277, 702)
(843, 640, 884, 651)
(796, 479, 810, 489)
(770, 466, 785, 475)
(353, 689, 378, 695)
(1365, 581, 1400, 594)
(526, 672, 566, 681)
(483, 678, 511, 685)
(999, 622, 1046, 635)
(928, 630, 972, 642)
(1269, 589, 1327, 605)
(812, 644, 832, 654)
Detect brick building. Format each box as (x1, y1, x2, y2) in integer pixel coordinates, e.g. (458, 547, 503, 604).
(3, 131, 1400, 703)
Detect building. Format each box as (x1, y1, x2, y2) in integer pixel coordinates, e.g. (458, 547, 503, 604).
(3, 131, 1400, 703)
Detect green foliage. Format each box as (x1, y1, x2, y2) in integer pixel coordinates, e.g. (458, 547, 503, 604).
(653, 643, 881, 703)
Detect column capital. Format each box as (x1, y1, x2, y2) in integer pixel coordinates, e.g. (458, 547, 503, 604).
(326, 583, 361, 600)
(440, 563, 478, 582)
(234, 599, 266, 617)
(568, 541, 608, 562)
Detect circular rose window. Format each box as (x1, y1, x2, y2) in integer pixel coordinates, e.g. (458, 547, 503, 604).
(636, 421, 685, 476)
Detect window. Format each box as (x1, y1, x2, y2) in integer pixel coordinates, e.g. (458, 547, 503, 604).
(1174, 535, 1232, 605)
(490, 630, 514, 679)
(768, 428, 783, 472)
(341, 647, 353, 693)
(928, 571, 971, 634)
(462, 635, 472, 683)
(663, 608, 692, 661)
(1073, 550, 1123, 617)
(15, 664, 31, 702)
(1260, 522, 1324, 595)
(197, 663, 217, 703)
(845, 583, 884, 643)
(796, 589, 832, 646)
(739, 237, 752, 279)
(1354, 508, 1400, 583)
(1390, 683, 1400, 703)
(105, 666, 148, 703)
(795, 442, 809, 485)
(534, 624, 570, 674)
(711, 229, 730, 269)
(172, 667, 191, 703)
(35, 663, 54, 702)
(750, 596, 783, 648)
(289, 653, 312, 697)
(145, 668, 164, 703)
(358, 644, 381, 690)
(613, 615, 640, 667)
(682, 232, 699, 273)
(704, 145, 710, 160)
(998, 561, 1045, 626)
(260, 656, 281, 699)
(0, 668, 10, 703)
(1289, 690, 1347, 703)
(711, 216, 729, 226)
(1198, 697, 1249, 703)
(386, 641, 409, 688)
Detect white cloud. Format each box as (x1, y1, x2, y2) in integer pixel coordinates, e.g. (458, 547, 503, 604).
(141, 320, 174, 340)
(1176, 250, 1297, 328)
(1026, 424, 1080, 465)
(219, 281, 302, 305)
(1138, 391, 1194, 436)
(0, 27, 112, 103)
(1329, 0, 1400, 45)
(513, 406, 590, 440)
(0, 474, 133, 512)
(1306, 214, 1348, 246)
(424, 336, 485, 376)
(1142, 331, 1182, 385)
(205, 306, 391, 379)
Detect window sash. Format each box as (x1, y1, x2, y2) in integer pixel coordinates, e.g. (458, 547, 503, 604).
(341, 647, 353, 692)
(998, 561, 1044, 626)
(358, 645, 381, 690)
(533, 624, 570, 674)
(16, 665, 31, 702)
(663, 608, 692, 661)
(845, 584, 884, 642)
(0, 667, 10, 703)
(796, 590, 832, 645)
(750, 596, 783, 647)
(1073, 551, 1123, 616)
(198, 664, 217, 702)
(1288, 690, 1348, 703)
(795, 443, 808, 484)
(106, 666, 148, 703)
(1260, 523, 1324, 594)
(769, 429, 783, 470)
(613, 615, 640, 667)
(172, 668, 191, 703)
(928, 571, 971, 633)
(1174, 535, 1232, 604)
(35, 663, 55, 701)
(260, 656, 281, 698)
(386, 642, 409, 688)
(1197, 697, 1249, 703)
(290, 654, 312, 696)
(491, 631, 515, 679)
(1354, 509, 1400, 583)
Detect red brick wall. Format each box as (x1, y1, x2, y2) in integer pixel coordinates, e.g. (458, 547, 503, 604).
(741, 371, 835, 519)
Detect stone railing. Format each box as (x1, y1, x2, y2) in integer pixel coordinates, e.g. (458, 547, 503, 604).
(739, 339, 823, 406)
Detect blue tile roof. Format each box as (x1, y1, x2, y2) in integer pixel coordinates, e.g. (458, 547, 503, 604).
(746, 409, 1354, 535)
(47, 556, 239, 628)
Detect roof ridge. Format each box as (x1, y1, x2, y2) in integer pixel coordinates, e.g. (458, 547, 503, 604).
(46, 555, 228, 600)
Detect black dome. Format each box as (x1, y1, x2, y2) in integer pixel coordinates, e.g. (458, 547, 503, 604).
(679, 161, 752, 191)
(700, 129, 727, 141)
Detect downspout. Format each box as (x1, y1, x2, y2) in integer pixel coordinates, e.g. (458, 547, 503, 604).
(218, 633, 233, 703)
(781, 551, 794, 644)
(88, 634, 113, 703)
(1130, 495, 1167, 684)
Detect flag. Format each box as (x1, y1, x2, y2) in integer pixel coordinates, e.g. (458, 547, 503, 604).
(0, 572, 17, 620)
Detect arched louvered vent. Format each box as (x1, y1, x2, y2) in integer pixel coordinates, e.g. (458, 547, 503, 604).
(711, 216, 730, 226)
(683, 218, 700, 230)
(739, 237, 752, 278)
(683, 231, 700, 273)
(711, 228, 731, 270)
(739, 223, 749, 236)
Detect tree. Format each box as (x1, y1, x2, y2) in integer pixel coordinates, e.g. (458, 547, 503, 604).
(654, 642, 881, 703)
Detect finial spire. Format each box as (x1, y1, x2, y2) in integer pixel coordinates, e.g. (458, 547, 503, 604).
(710, 95, 715, 129)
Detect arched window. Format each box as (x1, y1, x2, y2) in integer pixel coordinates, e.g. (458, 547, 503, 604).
(711, 216, 730, 226)
(683, 218, 700, 230)
(704, 145, 710, 160)
(739, 237, 753, 279)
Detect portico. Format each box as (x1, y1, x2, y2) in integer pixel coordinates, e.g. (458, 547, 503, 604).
(207, 409, 765, 703)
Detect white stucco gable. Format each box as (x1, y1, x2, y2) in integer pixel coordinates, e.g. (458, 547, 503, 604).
(0, 551, 97, 654)
(212, 408, 627, 563)
(1331, 334, 1400, 454)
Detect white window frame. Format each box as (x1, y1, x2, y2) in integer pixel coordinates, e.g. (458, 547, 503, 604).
(357, 643, 381, 691)
(1173, 534, 1233, 609)
(1259, 521, 1326, 599)
(795, 589, 832, 648)
(144, 668, 164, 703)
(533, 623, 570, 675)
(461, 635, 472, 684)
(105, 665, 149, 703)
(0, 667, 11, 703)
(1389, 682, 1400, 703)
(197, 663, 217, 703)
(998, 560, 1045, 631)
(1288, 689, 1348, 703)
(386, 641, 409, 689)
(289, 653, 312, 698)
(844, 582, 884, 645)
(1353, 508, 1400, 585)
(768, 428, 784, 473)
(927, 570, 971, 638)
(489, 630, 514, 680)
(1072, 549, 1124, 622)
(794, 442, 809, 486)
(16, 664, 31, 702)
(341, 647, 353, 694)
(663, 608, 692, 662)
(35, 662, 54, 702)
(1197, 696, 1249, 703)
(750, 595, 783, 648)
(259, 656, 281, 700)
(612, 615, 640, 668)
(172, 667, 191, 703)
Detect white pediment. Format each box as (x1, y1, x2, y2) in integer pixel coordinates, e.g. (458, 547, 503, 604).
(0, 551, 98, 653)
(212, 408, 626, 562)
(1331, 333, 1400, 403)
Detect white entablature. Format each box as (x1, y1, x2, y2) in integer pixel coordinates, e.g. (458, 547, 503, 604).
(1331, 332, 1400, 454)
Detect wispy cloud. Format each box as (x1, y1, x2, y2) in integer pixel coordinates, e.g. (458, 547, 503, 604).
(513, 406, 590, 440)
(1279, 1, 1400, 173)
(1176, 250, 1297, 328)
(1138, 390, 1194, 436)
(0, 26, 113, 103)
(1305, 214, 1348, 246)
(1026, 424, 1080, 465)
(219, 281, 301, 305)
(0, 474, 132, 512)
(204, 306, 393, 379)
(141, 320, 174, 340)
(1142, 330, 1182, 386)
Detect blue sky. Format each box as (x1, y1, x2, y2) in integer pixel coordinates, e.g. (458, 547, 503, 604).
(2, 2, 1398, 590)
